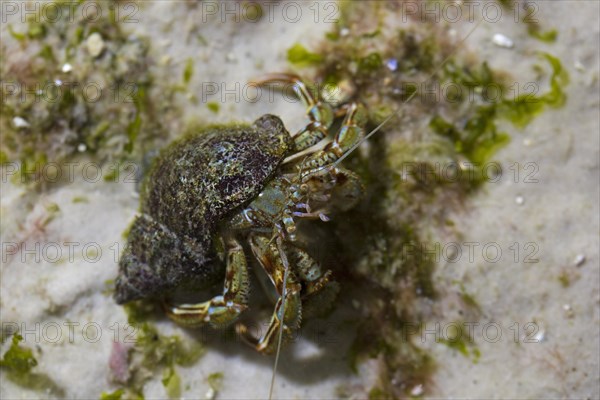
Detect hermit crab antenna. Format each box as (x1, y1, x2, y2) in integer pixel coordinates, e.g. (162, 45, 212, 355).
(269, 18, 483, 400)
(269, 235, 291, 400)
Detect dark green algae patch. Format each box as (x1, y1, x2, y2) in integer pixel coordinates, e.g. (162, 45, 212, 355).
(286, 1, 568, 397)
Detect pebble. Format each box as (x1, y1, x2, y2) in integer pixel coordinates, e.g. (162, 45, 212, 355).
(533, 325, 546, 342)
(13, 116, 30, 129)
(226, 52, 237, 62)
(563, 304, 574, 318)
(574, 60, 585, 72)
(573, 254, 586, 267)
(410, 384, 424, 397)
(492, 33, 514, 49)
(515, 195, 525, 205)
(86, 33, 105, 58)
(159, 55, 172, 66)
(205, 387, 216, 400)
(385, 58, 398, 71)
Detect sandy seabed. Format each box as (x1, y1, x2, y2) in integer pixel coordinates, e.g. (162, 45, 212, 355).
(1, 1, 599, 399)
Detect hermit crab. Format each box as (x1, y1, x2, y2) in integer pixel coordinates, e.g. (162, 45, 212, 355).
(114, 74, 367, 353)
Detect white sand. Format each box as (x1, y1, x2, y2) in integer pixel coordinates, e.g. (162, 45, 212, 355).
(1, 1, 598, 399)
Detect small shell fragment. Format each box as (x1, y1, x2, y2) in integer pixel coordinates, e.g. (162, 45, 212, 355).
(492, 33, 514, 49)
(86, 33, 105, 58)
(205, 387, 216, 400)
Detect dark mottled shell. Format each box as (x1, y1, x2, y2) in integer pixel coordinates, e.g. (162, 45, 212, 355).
(114, 115, 292, 304)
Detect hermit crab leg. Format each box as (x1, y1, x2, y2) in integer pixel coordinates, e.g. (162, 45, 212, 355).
(285, 244, 338, 299)
(292, 209, 331, 221)
(253, 73, 334, 152)
(300, 102, 368, 175)
(164, 237, 250, 329)
(236, 235, 302, 353)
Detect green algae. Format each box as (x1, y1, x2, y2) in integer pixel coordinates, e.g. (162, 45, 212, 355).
(437, 323, 480, 363)
(125, 86, 146, 154)
(558, 272, 571, 288)
(115, 302, 205, 398)
(1, 0, 180, 183)
(207, 101, 221, 113)
(429, 110, 509, 167)
(498, 0, 558, 43)
(287, 43, 323, 67)
(358, 52, 383, 73)
(457, 283, 482, 314)
(99, 389, 125, 400)
(207, 372, 224, 392)
(500, 53, 569, 127)
(0, 333, 64, 396)
(528, 27, 558, 43)
(7, 24, 27, 41)
(183, 58, 194, 85)
(0, 334, 37, 375)
(286, 2, 569, 396)
(71, 196, 89, 204)
(162, 366, 182, 398)
(430, 53, 568, 185)
(242, 1, 263, 21)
